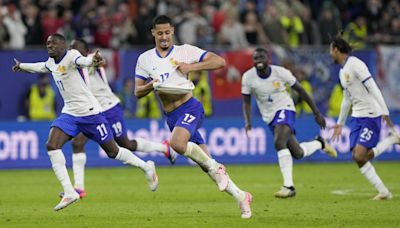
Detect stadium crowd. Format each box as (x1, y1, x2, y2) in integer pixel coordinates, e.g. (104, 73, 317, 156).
(0, 0, 400, 50)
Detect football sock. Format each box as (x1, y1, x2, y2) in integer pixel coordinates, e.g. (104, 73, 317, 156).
(72, 153, 86, 190)
(372, 135, 398, 158)
(135, 138, 166, 154)
(277, 149, 294, 187)
(225, 178, 246, 202)
(115, 147, 147, 170)
(48, 149, 75, 195)
(183, 142, 219, 171)
(300, 140, 322, 158)
(360, 162, 389, 194)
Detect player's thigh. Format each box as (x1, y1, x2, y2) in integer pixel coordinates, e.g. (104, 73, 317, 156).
(170, 126, 192, 153)
(71, 133, 89, 153)
(273, 124, 292, 150)
(78, 113, 114, 145)
(46, 127, 72, 150)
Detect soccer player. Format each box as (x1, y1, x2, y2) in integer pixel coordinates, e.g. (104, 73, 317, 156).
(58, 39, 177, 198)
(12, 34, 158, 211)
(134, 15, 252, 219)
(242, 48, 337, 198)
(329, 37, 400, 200)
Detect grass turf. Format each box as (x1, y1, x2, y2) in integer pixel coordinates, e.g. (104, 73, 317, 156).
(0, 162, 399, 227)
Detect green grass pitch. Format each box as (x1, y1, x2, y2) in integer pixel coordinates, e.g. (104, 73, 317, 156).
(1, 162, 399, 227)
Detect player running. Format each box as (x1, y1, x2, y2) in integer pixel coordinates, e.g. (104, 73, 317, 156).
(329, 37, 400, 200)
(134, 15, 252, 219)
(12, 34, 158, 211)
(58, 39, 177, 199)
(242, 48, 337, 198)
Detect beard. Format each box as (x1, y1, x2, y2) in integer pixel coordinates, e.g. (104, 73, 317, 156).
(255, 62, 266, 71)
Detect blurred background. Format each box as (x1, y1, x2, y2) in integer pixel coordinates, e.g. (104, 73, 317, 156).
(1, 0, 400, 168)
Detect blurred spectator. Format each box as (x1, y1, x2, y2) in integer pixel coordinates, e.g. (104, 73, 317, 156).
(239, 0, 257, 23)
(195, 23, 214, 48)
(190, 71, 212, 117)
(343, 15, 367, 49)
(176, 11, 208, 45)
(318, 5, 341, 45)
(2, 4, 27, 49)
(0, 10, 10, 48)
(135, 92, 161, 119)
(217, 11, 248, 49)
(261, 4, 288, 45)
(364, 0, 383, 36)
(57, 10, 76, 45)
(242, 11, 269, 46)
(280, 8, 303, 48)
(25, 74, 56, 121)
(94, 6, 112, 48)
(327, 83, 343, 118)
(21, 4, 43, 46)
(41, 7, 64, 43)
(111, 3, 138, 48)
(118, 78, 136, 118)
(300, 7, 321, 45)
(134, 3, 155, 45)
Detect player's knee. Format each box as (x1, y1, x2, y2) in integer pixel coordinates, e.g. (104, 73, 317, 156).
(352, 152, 368, 163)
(274, 140, 286, 151)
(170, 140, 186, 154)
(291, 152, 303, 160)
(71, 139, 85, 152)
(46, 141, 60, 151)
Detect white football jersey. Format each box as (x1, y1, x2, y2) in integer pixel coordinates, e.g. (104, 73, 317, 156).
(135, 44, 207, 93)
(20, 49, 102, 116)
(86, 53, 120, 112)
(242, 65, 297, 123)
(339, 56, 382, 117)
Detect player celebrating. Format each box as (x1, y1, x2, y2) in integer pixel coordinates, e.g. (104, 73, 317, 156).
(329, 37, 399, 200)
(58, 39, 177, 199)
(242, 48, 337, 198)
(12, 34, 158, 211)
(134, 15, 252, 219)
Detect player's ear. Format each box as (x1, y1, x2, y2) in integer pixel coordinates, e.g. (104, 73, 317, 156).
(170, 26, 175, 35)
(151, 28, 156, 37)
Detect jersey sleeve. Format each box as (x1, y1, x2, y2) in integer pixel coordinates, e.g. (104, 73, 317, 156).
(352, 58, 372, 83)
(70, 49, 94, 67)
(281, 68, 297, 86)
(183, 44, 208, 63)
(134, 55, 150, 81)
(19, 62, 50, 73)
(241, 73, 251, 95)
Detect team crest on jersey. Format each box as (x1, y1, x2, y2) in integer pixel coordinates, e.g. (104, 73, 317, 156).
(272, 81, 281, 89)
(170, 58, 178, 67)
(57, 65, 66, 73)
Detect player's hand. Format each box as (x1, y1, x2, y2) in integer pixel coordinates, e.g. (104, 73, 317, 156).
(330, 124, 343, 142)
(12, 58, 23, 72)
(151, 79, 161, 89)
(314, 112, 326, 129)
(176, 62, 192, 75)
(92, 50, 105, 66)
(245, 123, 252, 138)
(382, 115, 395, 128)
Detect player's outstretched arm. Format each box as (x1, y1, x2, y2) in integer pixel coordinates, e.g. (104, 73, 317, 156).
(292, 81, 326, 128)
(242, 94, 252, 137)
(177, 52, 225, 74)
(13, 58, 49, 73)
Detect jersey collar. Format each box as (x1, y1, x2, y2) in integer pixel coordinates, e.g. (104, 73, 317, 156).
(155, 45, 175, 58)
(54, 50, 67, 64)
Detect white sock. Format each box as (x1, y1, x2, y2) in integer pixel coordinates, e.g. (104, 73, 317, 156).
(72, 153, 86, 190)
(360, 162, 389, 194)
(115, 147, 147, 170)
(48, 149, 75, 195)
(277, 149, 294, 187)
(135, 138, 166, 154)
(183, 142, 219, 171)
(225, 178, 246, 202)
(373, 135, 398, 158)
(300, 140, 322, 158)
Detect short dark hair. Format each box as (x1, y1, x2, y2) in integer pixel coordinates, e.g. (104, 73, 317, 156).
(74, 38, 89, 52)
(254, 47, 268, 55)
(152, 15, 173, 28)
(50, 33, 66, 42)
(330, 37, 352, 54)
